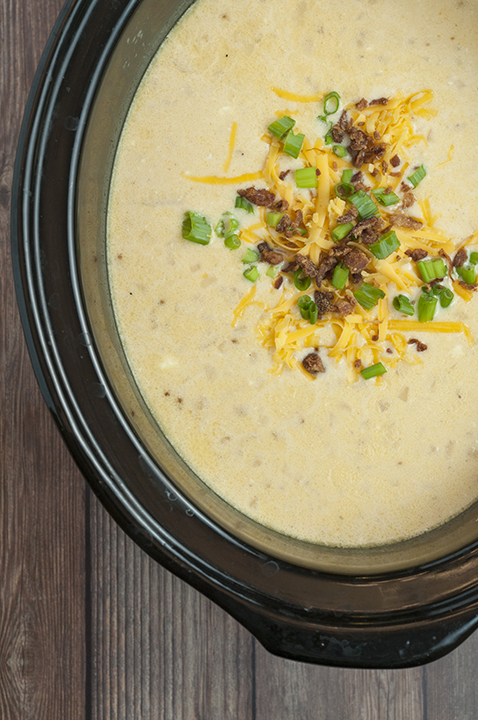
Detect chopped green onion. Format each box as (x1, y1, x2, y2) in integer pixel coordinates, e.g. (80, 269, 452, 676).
(335, 182, 355, 200)
(342, 168, 354, 184)
(224, 234, 241, 250)
(324, 125, 334, 145)
(182, 211, 212, 245)
(266, 265, 279, 278)
(353, 282, 385, 311)
(297, 228, 308, 236)
(235, 196, 255, 214)
(308, 303, 318, 325)
(361, 362, 387, 380)
(333, 145, 347, 158)
(331, 261, 350, 290)
(407, 164, 427, 188)
(331, 222, 354, 243)
(349, 190, 379, 219)
(417, 289, 437, 322)
(432, 285, 454, 308)
(322, 91, 340, 116)
(243, 266, 259, 283)
(294, 269, 312, 291)
(295, 167, 318, 188)
(242, 248, 260, 264)
(372, 188, 400, 206)
(283, 131, 305, 158)
(266, 211, 285, 228)
(297, 295, 313, 309)
(470, 252, 478, 265)
(417, 258, 447, 282)
(458, 264, 476, 284)
(369, 230, 400, 260)
(393, 294, 415, 316)
(215, 211, 239, 238)
(268, 115, 296, 140)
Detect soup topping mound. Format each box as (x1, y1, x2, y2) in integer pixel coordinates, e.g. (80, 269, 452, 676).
(182, 90, 477, 382)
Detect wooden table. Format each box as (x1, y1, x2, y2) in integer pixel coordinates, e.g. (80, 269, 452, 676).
(2, 0, 478, 717)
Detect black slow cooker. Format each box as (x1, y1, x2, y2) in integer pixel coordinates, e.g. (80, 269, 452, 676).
(11, 0, 478, 668)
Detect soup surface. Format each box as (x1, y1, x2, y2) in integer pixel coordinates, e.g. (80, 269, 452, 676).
(108, 0, 478, 547)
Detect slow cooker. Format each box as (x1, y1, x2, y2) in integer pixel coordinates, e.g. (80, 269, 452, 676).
(11, 0, 478, 668)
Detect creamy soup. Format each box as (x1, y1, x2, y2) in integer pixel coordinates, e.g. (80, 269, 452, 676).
(108, 0, 478, 547)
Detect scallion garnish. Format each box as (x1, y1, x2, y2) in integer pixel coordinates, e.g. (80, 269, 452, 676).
(294, 269, 312, 291)
(353, 282, 385, 310)
(342, 168, 354, 184)
(308, 303, 318, 325)
(243, 266, 259, 283)
(333, 145, 347, 158)
(224, 234, 241, 250)
(331, 261, 350, 290)
(361, 362, 387, 380)
(331, 222, 354, 243)
(417, 258, 447, 282)
(242, 248, 260, 264)
(182, 211, 212, 245)
(369, 230, 400, 260)
(349, 190, 379, 219)
(372, 188, 400, 206)
(324, 125, 334, 145)
(393, 294, 415, 316)
(470, 252, 478, 265)
(295, 167, 318, 188)
(457, 264, 476, 285)
(297, 295, 318, 324)
(266, 211, 285, 228)
(335, 182, 355, 200)
(235, 196, 255, 214)
(322, 91, 340, 117)
(266, 265, 279, 278)
(432, 285, 454, 308)
(407, 164, 427, 188)
(417, 289, 437, 322)
(283, 131, 305, 158)
(268, 115, 296, 140)
(215, 211, 239, 238)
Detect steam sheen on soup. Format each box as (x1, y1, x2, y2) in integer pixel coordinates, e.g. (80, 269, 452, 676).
(108, 0, 478, 547)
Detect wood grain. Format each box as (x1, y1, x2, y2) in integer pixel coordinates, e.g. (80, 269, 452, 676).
(3, 0, 478, 718)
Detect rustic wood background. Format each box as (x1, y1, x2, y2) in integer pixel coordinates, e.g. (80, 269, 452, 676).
(2, 0, 478, 717)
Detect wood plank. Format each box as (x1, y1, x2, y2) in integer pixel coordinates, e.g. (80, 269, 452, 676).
(89, 494, 254, 720)
(425, 631, 478, 720)
(0, 0, 87, 717)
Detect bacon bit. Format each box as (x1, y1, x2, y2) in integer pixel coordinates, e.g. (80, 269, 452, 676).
(370, 97, 389, 106)
(390, 154, 401, 167)
(273, 275, 283, 290)
(355, 98, 368, 111)
(386, 348, 393, 354)
(354, 359, 362, 368)
(390, 171, 401, 177)
(382, 160, 389, 174)
(371, 168, 379, 177)
(453, 248, 468, 268)
(408, 338, 427, 352)
(400, 181, 410, 192)
(372, 334, 379, 342)
(316, 168, 321, 176)
(406, 248, 428, 262)
(279, 170, 290, 180)
(302, 353, 325, 375)
(373, 131, 381, 141)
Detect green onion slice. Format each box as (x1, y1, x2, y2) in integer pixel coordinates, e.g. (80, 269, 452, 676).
(268, 115, 296, 140)
(417, 290, 437, 322)
(235, 196, 255, 214)
(224, 234, 241, 250)
(361, 362, 387, 380)
(266, 211, 285, 228)
(417, 258, 447, 282)
(407, 164, 427, 188)
(353, 282, 385, 311)
(470, 252, 478, 265)
(342, 168, 354, 184)
(324, 127, 334, 145)
(294, 269, 312, 291)
(266, 265, 279, 278)
(393, 294, 415, 316)
(215, 211, 239, 238)
(182, 211, 212, 245)
(432, 285, 454, 308)
(335, 182, 355, 200)
(349, 190, 379, 219)
(333, 145, 347, 158)
(283, 131, 305, 158)
(369, 230, 400, 260)
(242, 248, 260, 264)
(331, 222, 354, 243)
(295, 167, 318, 188)
(458, 264, 476, 285)
(243, 266, 259, 283)
(322, 91, 340, 116)
(372, 188, 400, 206)
(308, 303, 318, 325)
(331, 262, 350, 290)
(297, 295, 313, 309)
